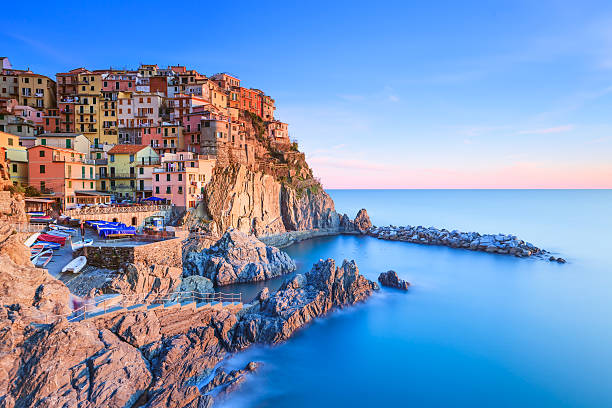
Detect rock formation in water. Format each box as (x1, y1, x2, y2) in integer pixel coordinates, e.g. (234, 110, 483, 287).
(183, 228, 296, 286)
(233, 258, 379, 347)
(378, 270, 411, 290)
(369, 225, 547, 257)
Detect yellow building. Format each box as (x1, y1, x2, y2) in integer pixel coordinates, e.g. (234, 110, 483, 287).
(0, 62, 56, 110)
(74, 71, 102, 144)
(0, 131, 27, 185)
(103, 144, 160, 200)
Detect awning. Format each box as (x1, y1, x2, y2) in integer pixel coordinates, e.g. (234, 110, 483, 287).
(144, 196, 163, 201)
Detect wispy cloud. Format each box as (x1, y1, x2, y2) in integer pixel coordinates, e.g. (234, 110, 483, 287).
(518, 124, 574, 135)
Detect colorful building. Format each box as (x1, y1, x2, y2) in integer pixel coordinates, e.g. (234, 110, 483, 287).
(27, 145, 96, 209)
(0, 131, 27, 186)
(152, 152, 216, 208)
(103, 144, 160, 199)
(35, 133, 91, 156)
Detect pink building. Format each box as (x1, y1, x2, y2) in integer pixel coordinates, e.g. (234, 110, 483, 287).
(151, 152, 216, 208)
(101, 73, 137, 92)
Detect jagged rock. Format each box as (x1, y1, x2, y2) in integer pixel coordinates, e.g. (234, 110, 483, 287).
(113, 311, 162, 348)
(105, 262, 182, 299)
(178, 275, 214, 296)
(280, 184, 340, 231)
(257, 287, 270, 302)
(354, 208, 372, 232)
(2, 319, 151, 408)
(233, 258, 379, 347)
(556, 258, 566, 264)
(183, 229, 296, 286)
(378, 270, 411, 290)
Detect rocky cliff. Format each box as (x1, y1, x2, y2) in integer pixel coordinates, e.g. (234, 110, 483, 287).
(203, 163, 369, 239)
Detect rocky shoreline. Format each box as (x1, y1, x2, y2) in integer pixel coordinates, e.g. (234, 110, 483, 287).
(367, 225, 548, 258)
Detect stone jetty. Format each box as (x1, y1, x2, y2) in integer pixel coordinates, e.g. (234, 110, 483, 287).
(367, 225, 546, 257)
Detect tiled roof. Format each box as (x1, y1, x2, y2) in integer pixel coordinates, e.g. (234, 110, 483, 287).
(108, 144, 148, 154)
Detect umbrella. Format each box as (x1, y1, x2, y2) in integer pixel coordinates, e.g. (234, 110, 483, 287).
(144, 197, 163, 202)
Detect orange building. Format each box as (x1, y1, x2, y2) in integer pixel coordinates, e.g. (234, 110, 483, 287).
(27, 145, 97, 209)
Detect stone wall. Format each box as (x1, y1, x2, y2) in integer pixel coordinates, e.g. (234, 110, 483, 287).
(76, 238, 183, 270)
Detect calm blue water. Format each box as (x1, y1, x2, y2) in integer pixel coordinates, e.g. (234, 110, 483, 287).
(219, 190, 612, 407)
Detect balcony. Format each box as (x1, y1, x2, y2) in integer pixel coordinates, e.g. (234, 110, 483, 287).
(108, 173, 136, 179)
(136, 158, 161, 166)
(52, 155, 94, 164)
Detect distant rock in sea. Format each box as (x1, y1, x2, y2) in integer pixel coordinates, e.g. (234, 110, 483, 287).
(378, 270, 411, 290)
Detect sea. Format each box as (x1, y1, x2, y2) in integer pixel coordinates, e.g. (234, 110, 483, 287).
(217, 189, 612, 407)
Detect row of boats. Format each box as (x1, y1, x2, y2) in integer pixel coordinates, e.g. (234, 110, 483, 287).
(25, 224, 91, 272)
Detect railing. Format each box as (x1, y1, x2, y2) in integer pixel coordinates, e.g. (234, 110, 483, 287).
(64, 204, 171, 215)
(9, 223, 47, 233)
(32, 290, 242, 324)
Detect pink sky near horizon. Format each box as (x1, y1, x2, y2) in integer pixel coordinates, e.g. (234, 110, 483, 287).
(309, 158, 612, 189)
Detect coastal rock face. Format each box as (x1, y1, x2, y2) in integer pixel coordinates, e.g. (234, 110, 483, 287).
(204, 164, 348, 238)
(104, 263, 183, 299)
(280, 184, 340, 231)
(204, 164, 286, 236)
(378, 270, 410, 290)
(368, 225, 547, 257)
(183, 229, 296, 286)
(1, 317, 152, 408)
(233, 258, 379, 347)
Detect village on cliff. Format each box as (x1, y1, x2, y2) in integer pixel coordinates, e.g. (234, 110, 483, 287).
(0, 56, 294, 210)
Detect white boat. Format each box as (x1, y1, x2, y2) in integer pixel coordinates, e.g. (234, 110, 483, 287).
(49, 224, 77, 234)
(71, 238, 93, 251)
(24, 232, 41, 247)
(62, 256, 87, 274)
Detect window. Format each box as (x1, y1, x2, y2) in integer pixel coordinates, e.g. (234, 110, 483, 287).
(166, 186, 171, 194)
(178, 186, 183, 194)
(66, 139, 71, 148)
(110, 154, 114, 162)
(41, 138, 46, 145)
(155, 174, 159, 181)
(68, 180, 72, 188)
(178, 174, 182, 181)
(39, 150, 45, 157)
(155, 186, 160, 194)
(12, 164, 17, 172)
(7, 138, 13, 146)
(139, 167, 143, 175)
(166, 174, 170, 181)
(39, 165, 45, 174)
(81, 166, 85, 179)
(40, 181, 45, 191)
(90, 167, 93, 178)
(90, 182, 94, 189)
(129, 154, 134, 162)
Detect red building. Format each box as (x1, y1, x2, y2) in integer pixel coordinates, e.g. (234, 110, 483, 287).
(42, 108, 61, 133)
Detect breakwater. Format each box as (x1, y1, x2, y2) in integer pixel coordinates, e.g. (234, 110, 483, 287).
(366, 225, 546, 257)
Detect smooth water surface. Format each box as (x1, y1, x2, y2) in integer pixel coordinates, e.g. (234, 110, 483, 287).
(220, 190, 612, 407)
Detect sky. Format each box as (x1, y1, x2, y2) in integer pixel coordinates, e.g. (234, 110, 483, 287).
(2, 0, 612, 188)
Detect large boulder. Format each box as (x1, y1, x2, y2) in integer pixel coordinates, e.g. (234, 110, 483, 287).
(105, 262, 183, 299)
(184, 229, 296, 286)
(378, 270, 410, 290)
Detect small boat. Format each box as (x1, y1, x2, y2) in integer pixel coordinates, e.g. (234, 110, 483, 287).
(71, 238, 93, 251)
(46, 230, 72, 239)
(61, 256, 87, 274)
(33, 241, 61, 251)
(27, 211, 45, 217)
(24, 232, 41, 247)
(30, 245, 44, 259)
(49, 224, 77, 234)
(32, 249, 53, 268)
(29, 216, 53, 223)
(38, 233, 67, 246)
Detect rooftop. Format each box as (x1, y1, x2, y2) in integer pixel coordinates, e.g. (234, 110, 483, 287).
(108, 144, 148, 154)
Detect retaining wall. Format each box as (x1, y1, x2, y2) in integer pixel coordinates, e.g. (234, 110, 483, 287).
(76, 238, 183, 269)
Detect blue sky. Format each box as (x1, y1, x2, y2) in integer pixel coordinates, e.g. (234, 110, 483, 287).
(2, 0, 611, 188)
